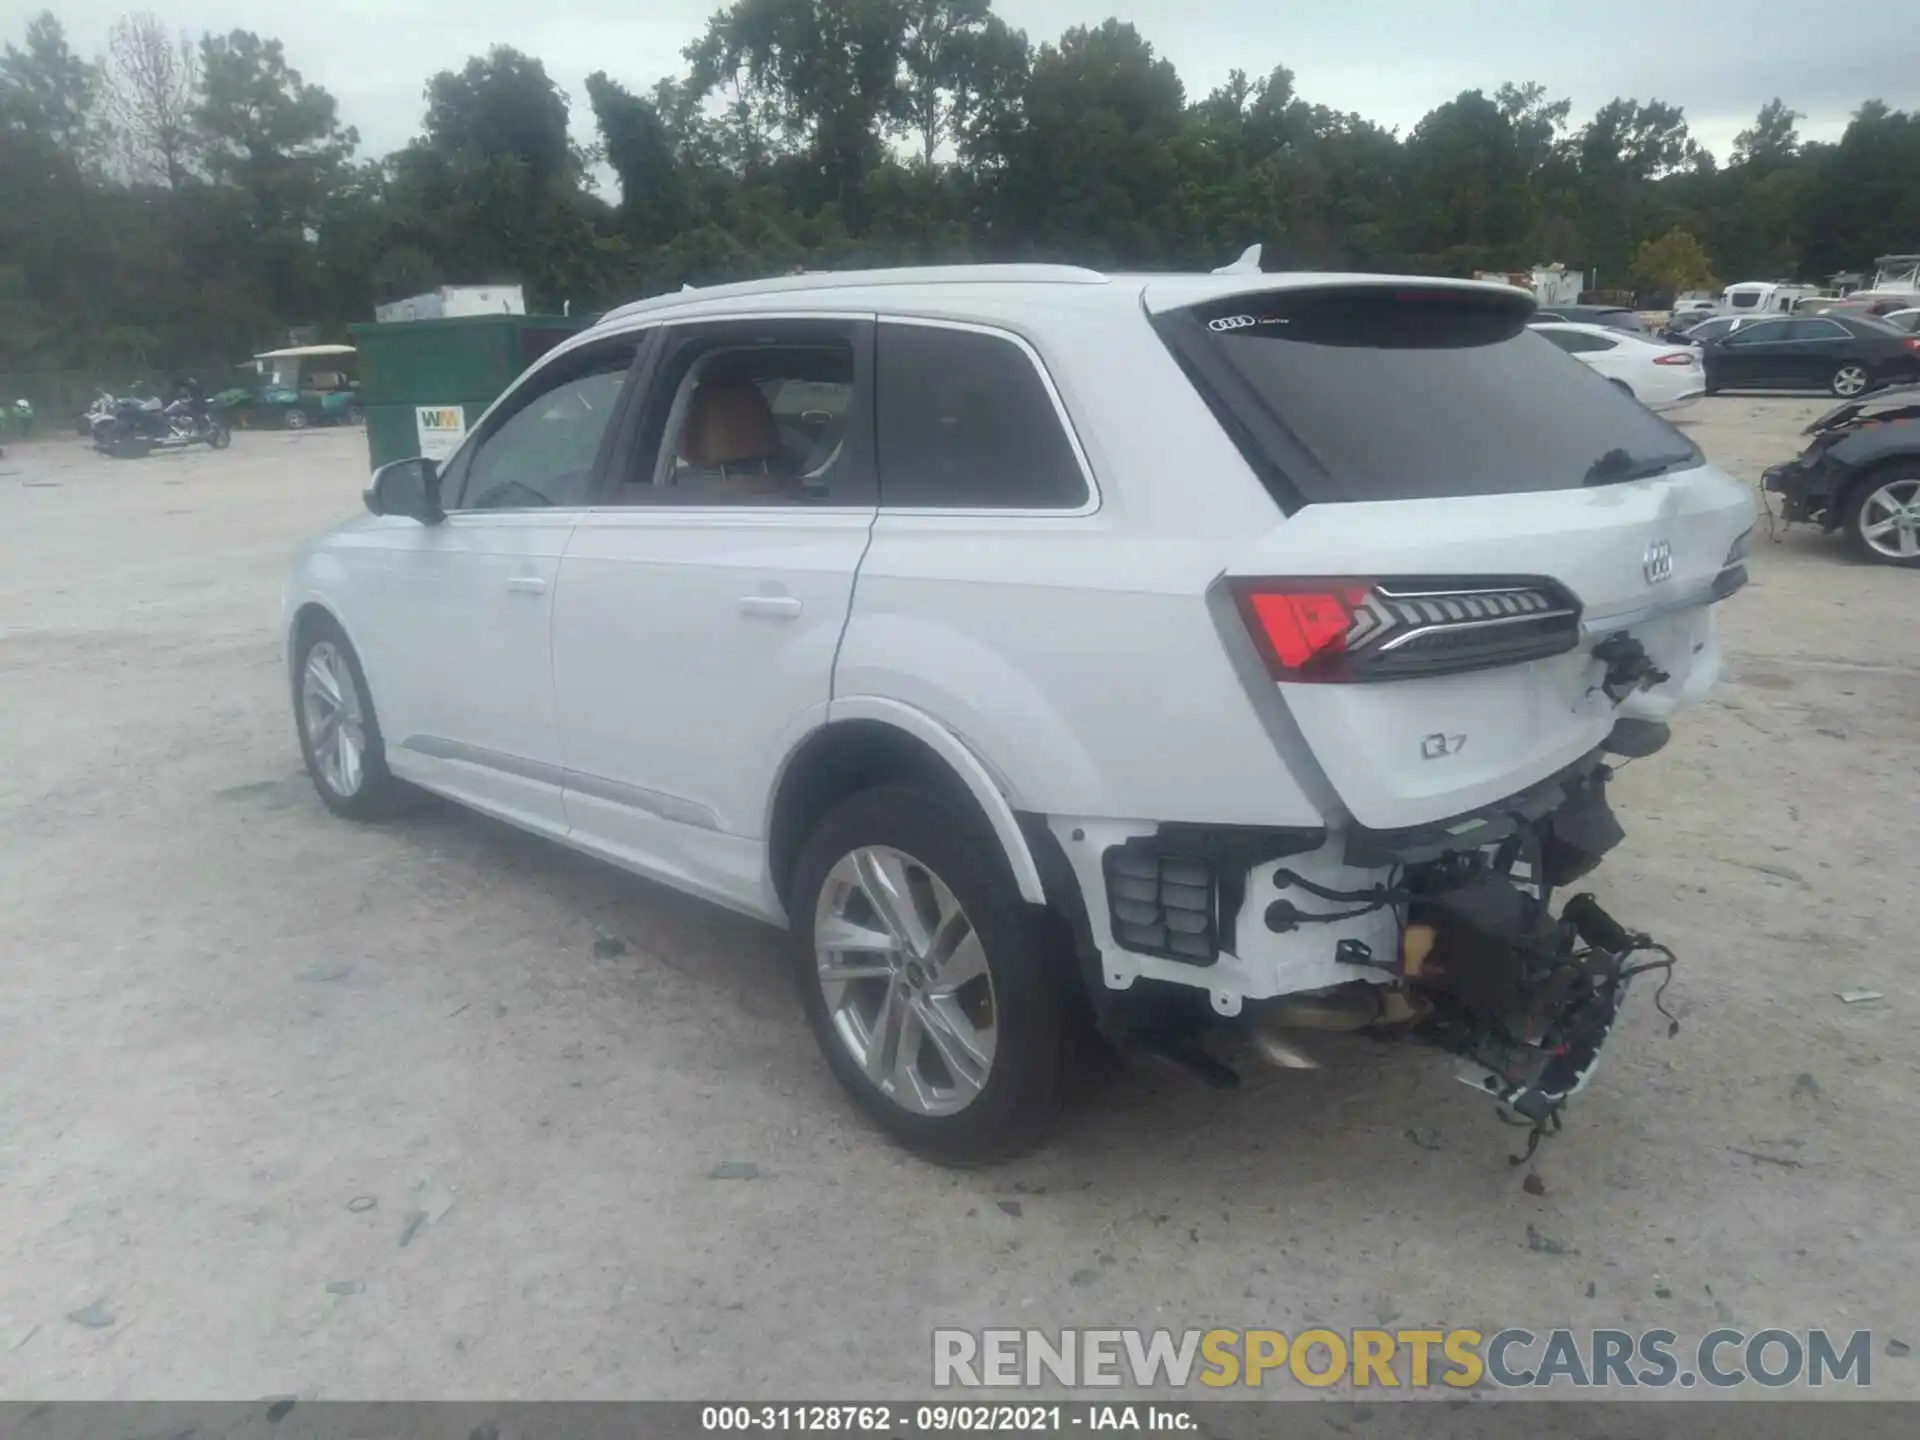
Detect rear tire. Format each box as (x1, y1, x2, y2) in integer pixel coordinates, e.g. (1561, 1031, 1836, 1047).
(788, 784, 1070, 1164)
(284, 408, 310, 430)
(1842, 465, 1920, 567)
(1831, 363, 1871, 398)
(292, 614, 411, 819)
(206, 423, 231, 450)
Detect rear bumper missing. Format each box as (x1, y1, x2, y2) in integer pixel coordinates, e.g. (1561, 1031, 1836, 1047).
(1038, 749, 1635, 1019)
(1342, 746, 1610, 868)
(1764, 459, 1846, 525)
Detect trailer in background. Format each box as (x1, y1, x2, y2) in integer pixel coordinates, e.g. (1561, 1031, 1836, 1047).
(1722, 281, 1822, 315)
(1473, 265, 1584, 307)
(373, 285, 528, 325)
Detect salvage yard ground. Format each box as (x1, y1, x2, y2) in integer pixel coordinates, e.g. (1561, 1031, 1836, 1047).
(0, 399, 1916, 1400)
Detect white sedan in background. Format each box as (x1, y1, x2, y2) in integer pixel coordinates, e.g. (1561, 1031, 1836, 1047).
(1530, 321, 1706, 413)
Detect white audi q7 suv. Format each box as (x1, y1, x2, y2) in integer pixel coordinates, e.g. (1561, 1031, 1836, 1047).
(284, 265, 1754, 1161)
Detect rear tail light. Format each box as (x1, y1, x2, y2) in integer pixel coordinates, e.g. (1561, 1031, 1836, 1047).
(1229, 578, 1582, 682)
(1653, 352, 1695, 366)
(1713, 528, 1753, 601)
(1905, 339, 1920, 353)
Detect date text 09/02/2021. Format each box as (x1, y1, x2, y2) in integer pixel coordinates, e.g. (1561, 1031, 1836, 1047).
(701, 1406, 1191, 1433)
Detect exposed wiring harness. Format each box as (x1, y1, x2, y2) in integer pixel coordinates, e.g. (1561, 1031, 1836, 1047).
(1263, 865, 1409, 932)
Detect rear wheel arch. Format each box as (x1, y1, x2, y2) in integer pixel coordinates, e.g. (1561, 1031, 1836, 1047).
(1834, 453, 1920, 516)
(1837, 455, 1920, 562)
(767, 714, 1048, 913)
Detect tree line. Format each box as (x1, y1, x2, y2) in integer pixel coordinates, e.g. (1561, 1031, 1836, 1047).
(4, 0, 1919, 383)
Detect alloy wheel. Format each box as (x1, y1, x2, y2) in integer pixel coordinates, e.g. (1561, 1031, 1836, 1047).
(812, 845, 997, 1117)
(300, 641, 367, 798)
(1833, 364, 1869, 397)
(1857, 478, 1920, 561)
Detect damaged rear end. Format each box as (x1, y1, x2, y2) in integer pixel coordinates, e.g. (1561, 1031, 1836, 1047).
(1118, 277, 1754, 1144)
(1763, 383, 1920, 528)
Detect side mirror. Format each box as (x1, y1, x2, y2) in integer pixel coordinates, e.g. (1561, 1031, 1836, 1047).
(365, 456, 444, 524)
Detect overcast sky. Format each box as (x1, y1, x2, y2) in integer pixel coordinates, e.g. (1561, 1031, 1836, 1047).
(21, 0, 1916, 168)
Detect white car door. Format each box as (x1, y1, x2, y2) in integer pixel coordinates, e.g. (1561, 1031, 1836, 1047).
(549, 316, 878, 916)
(375, 335, 642, 835)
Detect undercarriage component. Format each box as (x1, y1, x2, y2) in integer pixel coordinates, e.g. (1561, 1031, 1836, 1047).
(1248, 1029, 1321, 1070)
(1602, 717, 1670, 759)
(1411, 881, 1673, 1132)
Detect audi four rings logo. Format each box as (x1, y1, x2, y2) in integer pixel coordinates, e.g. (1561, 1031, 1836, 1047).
(1642, 538, 1674, 585)
(1208, 314, 1260, 331)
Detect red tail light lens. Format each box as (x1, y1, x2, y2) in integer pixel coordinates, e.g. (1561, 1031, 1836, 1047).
(1905, 339, 1920, 353)
(1230, 578, 1582, 683)
(1244, 588, 1369, 669)
(1653, 352, 1695, 366)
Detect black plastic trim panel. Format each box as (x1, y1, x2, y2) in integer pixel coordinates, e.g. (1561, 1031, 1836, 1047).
(1101, 824, 1327, 966)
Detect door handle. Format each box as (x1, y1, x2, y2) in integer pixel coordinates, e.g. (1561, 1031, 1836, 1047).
(506, 575, 548, 595)
(738, 594, 803, 619)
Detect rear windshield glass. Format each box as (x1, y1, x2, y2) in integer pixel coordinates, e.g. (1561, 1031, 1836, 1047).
(1160, 288, 1701, 506)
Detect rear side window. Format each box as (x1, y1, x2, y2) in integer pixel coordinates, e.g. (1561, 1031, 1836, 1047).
(876, 322, 1088, 509)
(1540, 329, 1615, 354)
(1158, 287, 1700, 506)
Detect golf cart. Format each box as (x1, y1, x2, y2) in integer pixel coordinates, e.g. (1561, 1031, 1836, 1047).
(231, 345, 362, 429)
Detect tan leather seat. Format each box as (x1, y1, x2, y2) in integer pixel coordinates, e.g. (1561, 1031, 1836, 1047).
(680, 381, 781, 469)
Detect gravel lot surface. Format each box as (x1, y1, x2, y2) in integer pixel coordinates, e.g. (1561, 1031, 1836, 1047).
(1, 398, 1914, 1403)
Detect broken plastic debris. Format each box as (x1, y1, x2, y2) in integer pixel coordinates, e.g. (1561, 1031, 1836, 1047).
(1835, 989, 1884, 1004)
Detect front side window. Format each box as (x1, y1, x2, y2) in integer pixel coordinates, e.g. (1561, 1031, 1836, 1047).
(615, 319, 868, 507)
(1725, 321, 1787, 346)
(1728, 291, 1760, 310)
(875, 322, 1089, 510)
(455, 346, 635, 510)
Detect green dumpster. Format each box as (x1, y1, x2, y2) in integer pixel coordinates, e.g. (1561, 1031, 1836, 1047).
(347, 313, 590, 472)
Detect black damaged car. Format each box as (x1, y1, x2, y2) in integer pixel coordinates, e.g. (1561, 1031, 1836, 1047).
(1763, 383, 1920, 566)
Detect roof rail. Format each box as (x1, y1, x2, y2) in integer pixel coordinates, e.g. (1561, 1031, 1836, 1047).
(597, 263, 1110, 325)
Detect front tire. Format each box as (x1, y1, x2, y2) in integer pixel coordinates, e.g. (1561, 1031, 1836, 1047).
(292, 616, 409, 818)
(1831, 362, 1871, 398)
(206, 423, 231, 450)
(789, 784, 1069, 1163)
(1843, 466, 1920, 567)
(283, 408, 310, 430)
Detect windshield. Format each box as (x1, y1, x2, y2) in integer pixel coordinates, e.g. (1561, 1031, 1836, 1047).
(1158, 287, 1701, 505)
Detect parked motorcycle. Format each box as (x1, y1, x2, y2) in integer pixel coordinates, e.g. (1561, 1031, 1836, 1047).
(79, 390, 116, 436)
(90, 388, 231, 458)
